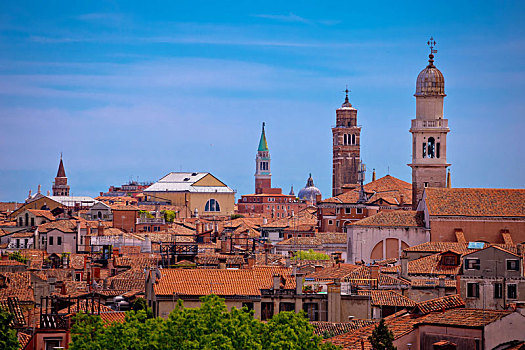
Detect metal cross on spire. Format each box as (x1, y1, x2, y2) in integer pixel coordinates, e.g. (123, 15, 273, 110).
(427, 36, 437, 54)
(343, 85, 351, 104)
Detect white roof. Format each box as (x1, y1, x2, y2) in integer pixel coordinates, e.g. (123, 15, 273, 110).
(144, 172, 234, 193)
(48, 196, 99, 206)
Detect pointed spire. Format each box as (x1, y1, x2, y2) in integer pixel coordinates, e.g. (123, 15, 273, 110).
(57, 155, 66, 177)
(289, 185, 295, 196)
(258, 122, 269, 152)
(447, 169, 451, 188)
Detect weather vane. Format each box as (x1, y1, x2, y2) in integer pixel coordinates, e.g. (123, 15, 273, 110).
(427, 37, 437, 54)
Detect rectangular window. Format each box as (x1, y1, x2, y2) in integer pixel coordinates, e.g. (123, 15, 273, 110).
(465, 258, 480, 270)
(57, 237, 62, 245)
(31, 217, 35, 226)
(494, 283, 503, 299)
(16, 239, 20, 248)
(467, 282, 479, 298)
(345, 208, 351, 214)
(424, 182, 429, 188)
(436, 143, 441, 158)
(343, 134, 347, 145)
(49, 236, 54, 245)
(328, 220, 333, 225)
(508, 284, 517, 299)
(336, 221, 339, 227)
(356, 208, 363, 214)
(507, 259, 519, 271)
(422, 143, 426, 157)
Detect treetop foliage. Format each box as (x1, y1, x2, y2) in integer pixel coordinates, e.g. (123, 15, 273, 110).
(368, 319, 397, 350)
(292, 249, 331, 261)
(70, 295, 339, 350)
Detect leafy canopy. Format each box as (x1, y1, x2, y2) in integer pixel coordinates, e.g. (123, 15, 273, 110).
(368, 319, 397, 350)
(292, 249, 331, 261)
(0, 307, 19, 350)
(70, 295, 339, 350)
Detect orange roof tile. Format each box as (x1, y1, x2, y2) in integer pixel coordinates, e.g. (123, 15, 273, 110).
(311, 320, 376, 337)
(357, 290, 416, 307)
(153, 267, 295, 296)
(350, 210, 424, 227)
(0, 272, 34, 303)
(26, 209, 55, 221)
(425, 188, 525, 217)
(381, 253, 461, 276)
(412, 294, 465, 314)
(419, 308, 511, 327)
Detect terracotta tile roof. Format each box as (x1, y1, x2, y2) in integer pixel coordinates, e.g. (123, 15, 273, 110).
(381, 253, 461, 276)
(502, 232, 514, 245)
(18, 332, 31, 349)
(505, 341, 525, 350)
(328, 313, 423, 349)
(108, 268, 146, 292)
(425, 188, 525, 217)
(34, 268, 74, 282)
(60, 281, 89, 295)
(455, 230, 466, 243)
(412, 294, 465, 314)
(153, 267, 294, 296)
(0, 272, 34, 303)
(119, 246, 142, 255)
(306, 264, 360, 280)
(311, 320, 376, 337)
(254, 253, 286, 266)
(418, 308, 512, 327)
(38, 219, 77, 233)
(99, 311, 126, 324)
(350, 210, 424, 227)
(113, 254, 159, 269)
(196, 254, 245, 266)
(357, 290, 416, 307)
(11, 231, 34, 238)
(277, 237, 322, 246)
(404, 241, 472, 254)
(322, 175, 412, 206)
(343, 265, 410, 287)
(0, 297, 26, 326)
(316, 233, 347, 244)
(110, 205, 140, 211)
(261, 207, 317, 228)
(26, 209, 55, 221)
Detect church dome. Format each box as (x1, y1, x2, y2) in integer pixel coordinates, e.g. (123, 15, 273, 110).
(415, 53, 445, 97)
(298, 174, 322, 202)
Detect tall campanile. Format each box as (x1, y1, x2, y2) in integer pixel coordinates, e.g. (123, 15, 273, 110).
(409, 38, 450, 209)
(332, 89, 361, 197)
(255, 122, 271, 194)
(52, 154, 70, 196)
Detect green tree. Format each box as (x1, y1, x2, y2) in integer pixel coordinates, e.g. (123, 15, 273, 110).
(69, 295, 340, 350)
(368, 319, 396, 350)
(292, 249, 331, 261)
(162, 210, 177, 223)
(8, 251, 27, 264)
(131, 298, 153, 318)
(0, 307, 18, 350)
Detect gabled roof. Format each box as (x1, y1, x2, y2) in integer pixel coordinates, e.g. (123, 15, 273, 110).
(424, 188, 525, 217)
(350, 210, 424, 227)
(26, 209, 55, 221)
(357, 290, 416, 307)
(144, 172, 234, 193)
(462, 244, 521, 258)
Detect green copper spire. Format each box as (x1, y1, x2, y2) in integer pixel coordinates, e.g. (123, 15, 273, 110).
(258, 122, 269, 152)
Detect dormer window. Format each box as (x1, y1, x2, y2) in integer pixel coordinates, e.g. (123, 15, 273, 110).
(442, 255, 457, 266)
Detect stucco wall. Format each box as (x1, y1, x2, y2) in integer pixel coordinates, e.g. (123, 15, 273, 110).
(485, 311, 525, 350)
(346, 226, 429, 264)
(429, 218, 525, 243)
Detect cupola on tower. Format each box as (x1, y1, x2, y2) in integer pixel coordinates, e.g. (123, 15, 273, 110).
(408, 38, 450, 209)
(332, 89, 361, 197)
(255, 122, 271, 194)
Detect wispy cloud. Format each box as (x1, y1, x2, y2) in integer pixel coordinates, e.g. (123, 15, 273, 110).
(252, 13, 341, 26)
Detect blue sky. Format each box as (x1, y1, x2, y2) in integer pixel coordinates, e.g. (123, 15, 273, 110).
(0, 1, 523, 202)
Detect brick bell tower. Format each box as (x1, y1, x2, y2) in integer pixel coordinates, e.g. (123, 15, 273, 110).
(255, 122, 271, 194)
(332, 89, 361, 197)
(409, 38, 450, 209)
(52, 153, 70, 196)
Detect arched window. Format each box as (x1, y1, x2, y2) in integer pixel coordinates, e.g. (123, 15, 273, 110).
(205, 199, 221, 212)
(98, 211, 102, 219)
(427, 137, 435, 158)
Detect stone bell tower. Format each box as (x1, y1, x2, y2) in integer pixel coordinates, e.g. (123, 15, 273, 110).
(52, 154, 70, 196)
(408, 38, 450, 209)
(332, 89, 361, 197)
(255, 122, 271, 194)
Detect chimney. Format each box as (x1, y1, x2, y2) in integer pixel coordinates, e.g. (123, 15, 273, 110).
(401, 254, 409, 279)
(97, 220, 104, 236)
(314, 265, 323, 273)
(447, 169, 451, 188)
(273, 274, 281, 290)
(295, 273, 304, 295)
(315, 194, 322, 203)
(247, 257, 255, 268)
(399, 194, 405, 205)
(438, 275, 446, 297)
(372, 169, 376, 182)
(37, 184, 41, 194)
(370, 265, 379, 284)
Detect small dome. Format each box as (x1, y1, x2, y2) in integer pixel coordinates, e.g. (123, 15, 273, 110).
(415, 54, 445, 97)
(298, 174, 322, 202)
